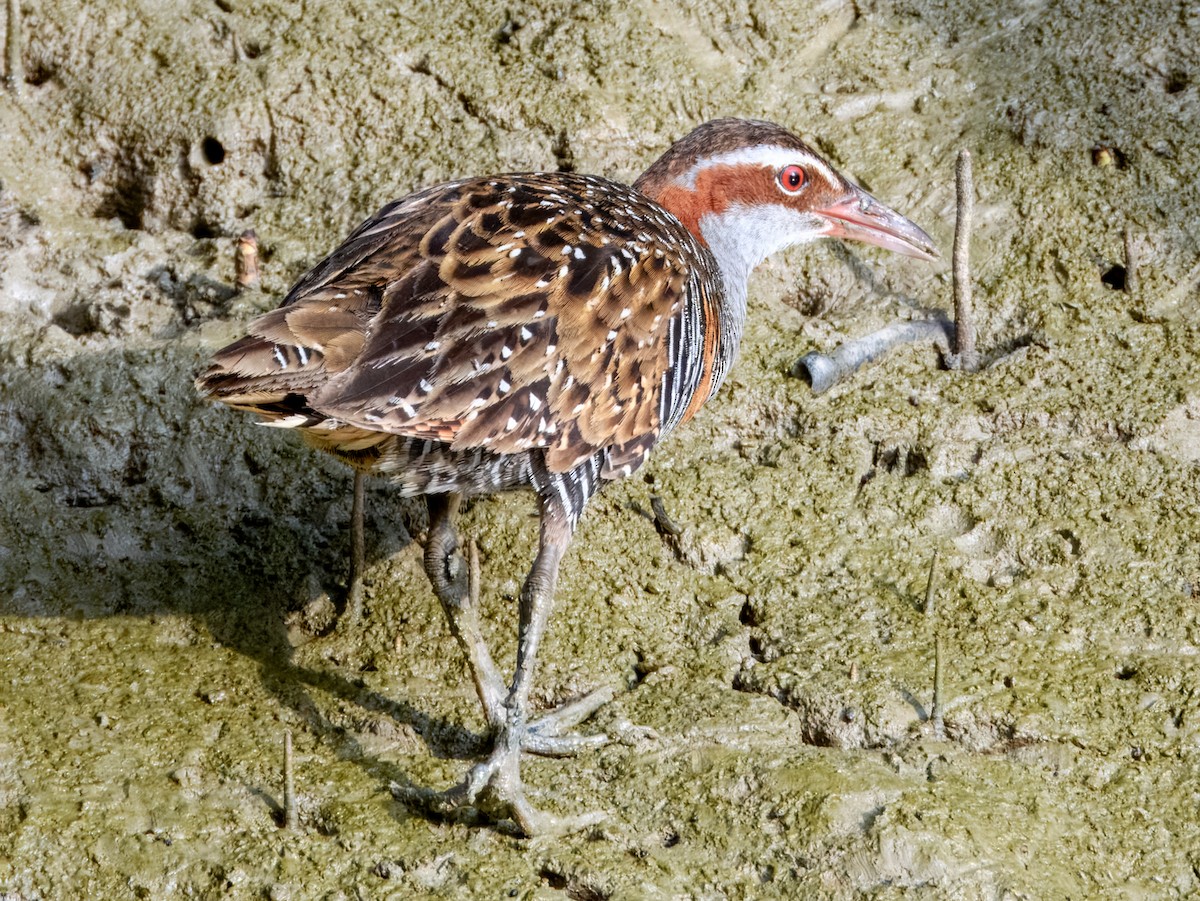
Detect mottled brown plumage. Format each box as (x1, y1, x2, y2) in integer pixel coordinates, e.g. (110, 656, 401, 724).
(201, 174, 717, 486)
(197, 118, 938, 835)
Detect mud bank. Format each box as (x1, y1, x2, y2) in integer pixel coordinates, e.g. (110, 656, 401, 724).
(1, 1, 1198, 897)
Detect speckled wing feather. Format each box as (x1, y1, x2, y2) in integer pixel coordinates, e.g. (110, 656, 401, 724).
(198, 173, 705, 476)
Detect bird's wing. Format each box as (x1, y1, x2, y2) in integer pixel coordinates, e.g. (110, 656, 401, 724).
(198, 174, 698, 476)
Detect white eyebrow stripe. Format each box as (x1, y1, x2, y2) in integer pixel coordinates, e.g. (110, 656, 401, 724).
(679, 144, 835, 188)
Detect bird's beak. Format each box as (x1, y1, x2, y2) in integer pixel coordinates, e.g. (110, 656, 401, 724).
(816, 183, 939, 262)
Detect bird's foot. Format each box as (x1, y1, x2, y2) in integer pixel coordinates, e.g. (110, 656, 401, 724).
(510, 684, 616, 757)
(393, 714, 609, 837)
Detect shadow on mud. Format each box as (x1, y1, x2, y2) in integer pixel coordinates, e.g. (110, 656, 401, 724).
(0, 343, 488, 796)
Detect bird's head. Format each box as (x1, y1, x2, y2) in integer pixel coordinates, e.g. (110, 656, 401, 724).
(634, 118, 938, 283)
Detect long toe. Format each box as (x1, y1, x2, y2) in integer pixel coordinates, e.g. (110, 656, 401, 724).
(475, 745, 606, 837)
(522, 685, 616, 757)
(393, 723, 608, 836)
(499, 790, 607, 838)
(531, 685, 616, 737)
(391, 764, 607, 838)
(390, 778, 487, 828)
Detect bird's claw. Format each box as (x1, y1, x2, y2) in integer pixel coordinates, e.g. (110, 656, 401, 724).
(518, 684, 616, 756)
(392, 736, 607, 837)
(393, 685, 614, 835)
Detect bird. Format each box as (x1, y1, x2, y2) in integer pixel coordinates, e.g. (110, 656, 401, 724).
(196, 117, 938, 835)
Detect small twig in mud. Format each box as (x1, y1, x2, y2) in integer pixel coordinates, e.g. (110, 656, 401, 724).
(456, 536, 506, 712)
(924, 550, 946, 739)
(1123, 227, 1138, 296)
(923, 548, 940, 617)
(231, 31, 246, 65)
(345, 470, 366, 625)
(794, 318, 953, 396)
(5, 0, 22, 96)
(650, 495, 686, 562)
(650, 495, 682, 538)
(948, 149, 980, 371)
(932, 633, 946, 739)
(284, 730, 299, 831)
(235, 229, 261, 292)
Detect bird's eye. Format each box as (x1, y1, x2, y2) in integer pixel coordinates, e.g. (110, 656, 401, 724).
(777, 165, 806, 194)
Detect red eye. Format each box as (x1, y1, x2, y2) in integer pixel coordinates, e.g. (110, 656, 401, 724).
(777, 165, 806, 193)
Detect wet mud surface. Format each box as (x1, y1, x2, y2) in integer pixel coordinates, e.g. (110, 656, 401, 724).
(2, 0, 1199, 897)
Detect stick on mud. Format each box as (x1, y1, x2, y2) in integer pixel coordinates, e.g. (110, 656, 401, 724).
(923, 548, 940, 617)
(235, 229, 261, 292)
(284, 730, 298, 831)
(949, 149, 979, 370)
(932, 633, 946, 739)
(795, 318, 954, 395)
(925, 550, 945, 739)
(1123, 227, 1138, 296)
(5, 0, 22, 96)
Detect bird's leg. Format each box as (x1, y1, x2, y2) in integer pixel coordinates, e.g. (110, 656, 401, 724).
(421, 493, 612, 744)
(398, 493, 610, 836)
(343, 470, 367, 625)
(503, 500, 613, 757)
(457, 494, 607, 835)
(423, 493, 506, 726)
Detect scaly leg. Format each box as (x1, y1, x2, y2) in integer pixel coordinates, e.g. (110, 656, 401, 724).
(423, 493, 506, 724)
(422, 493, 612, 745)
(467, 492, 608, 834)
(343, 470, 367, 625)
(398, 491, 611, 835)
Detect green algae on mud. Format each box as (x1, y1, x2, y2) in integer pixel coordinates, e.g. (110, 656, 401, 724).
(2, 0, 1200, 897)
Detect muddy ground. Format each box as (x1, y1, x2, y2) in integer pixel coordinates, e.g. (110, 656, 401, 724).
(1, 0, 1199, 898)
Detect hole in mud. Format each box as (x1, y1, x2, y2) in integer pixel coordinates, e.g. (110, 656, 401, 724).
(51, 302, 99, 337)
(93, 173, 150, 230)
(1100, 264, 1126, 291)
(191, 219, 219, 239)
(1115, 665, 1138, 680)
(540, 869, 566, 889)
(1090, 144, 1126, 168)
(739, 599, 757, 626)
(201, 136, 226, 165)
(1165, 69, 1189, 94)
(748, 635, 767, 662)
(877, 444, 928, 476)
(538, 868, 610, 901)
(25, 59, 56, 86)
(493, 15, 522, 44)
